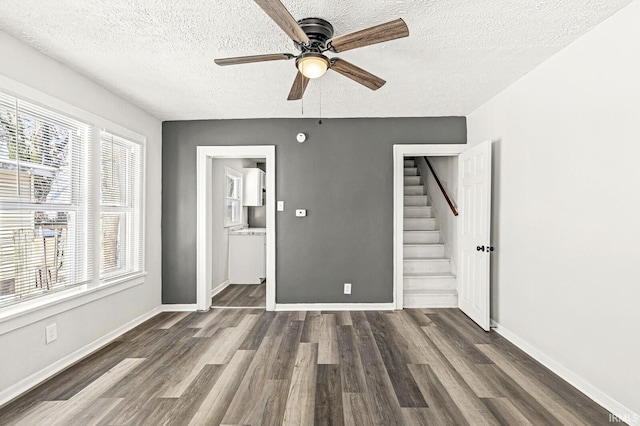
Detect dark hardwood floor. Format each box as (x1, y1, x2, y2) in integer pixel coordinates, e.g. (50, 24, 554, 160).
(0, 308, 614, 425)
(211, 283, 266, 308)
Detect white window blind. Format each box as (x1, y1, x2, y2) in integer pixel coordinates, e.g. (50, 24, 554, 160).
(0, 91, 91, 307)
(99, 131, 143, 280)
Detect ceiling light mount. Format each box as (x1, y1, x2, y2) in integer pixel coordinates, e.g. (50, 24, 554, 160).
(294, 18, 334, 52)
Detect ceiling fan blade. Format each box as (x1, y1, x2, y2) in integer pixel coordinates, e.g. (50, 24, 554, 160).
(214, 53, 295, 66)
(329, 18, 409, 53)
(330, 58, 386, 91)
(287, 72, 310, 100)
(254, 0, 309, 43)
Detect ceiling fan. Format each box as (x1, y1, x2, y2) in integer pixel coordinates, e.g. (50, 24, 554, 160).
(214, 0, 409, 100)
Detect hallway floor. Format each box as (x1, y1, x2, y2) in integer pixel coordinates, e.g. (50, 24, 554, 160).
(211, 283, 266, 308)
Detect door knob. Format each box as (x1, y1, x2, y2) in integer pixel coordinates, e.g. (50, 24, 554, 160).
(477, 245, 494, 252)
(477, 245, 485, 252)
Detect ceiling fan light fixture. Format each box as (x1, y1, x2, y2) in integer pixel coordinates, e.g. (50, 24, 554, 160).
(296, 53, 329, 79)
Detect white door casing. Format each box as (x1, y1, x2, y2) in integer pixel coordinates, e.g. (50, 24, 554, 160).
(457, 140, 492, 330)
(196, 145, 276, 311)
(392, 144, 467, 309)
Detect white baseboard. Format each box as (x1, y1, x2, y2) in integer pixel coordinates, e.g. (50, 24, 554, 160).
(275, 303, 395, 311)
(0, 306, 162, 408)
(211, 280, 230, 297)
(492, 321, 639, 425)
(403, 294, 458, 308)
(161, 304, 198, 312)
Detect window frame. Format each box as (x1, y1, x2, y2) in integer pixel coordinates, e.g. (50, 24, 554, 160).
(223, 167, 243, 227)
(0, 92, 92, 307)
(99, 130, 144, 282)
(0, 77, 147, 329)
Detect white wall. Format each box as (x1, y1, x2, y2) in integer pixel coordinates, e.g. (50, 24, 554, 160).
(210, 158, 256, 290)
(417, 156, 459, 272)
(467, 0, 640, 419)
(0, 30, 162, 400)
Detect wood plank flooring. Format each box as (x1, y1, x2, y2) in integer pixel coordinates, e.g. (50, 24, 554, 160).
(211, 284, 265, 308)
(0, 308, 615, 425)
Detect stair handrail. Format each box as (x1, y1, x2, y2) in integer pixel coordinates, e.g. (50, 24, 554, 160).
(423, 157, 459, 217)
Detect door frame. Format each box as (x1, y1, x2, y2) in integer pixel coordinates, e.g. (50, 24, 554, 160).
(393, 144, 466, 309)
(196, 145, 276, 311)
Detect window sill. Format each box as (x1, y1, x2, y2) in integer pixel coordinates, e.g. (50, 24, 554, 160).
(0, 272, 148, 336)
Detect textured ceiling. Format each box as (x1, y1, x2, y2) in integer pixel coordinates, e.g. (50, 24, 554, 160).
(0, 0, 633, 120)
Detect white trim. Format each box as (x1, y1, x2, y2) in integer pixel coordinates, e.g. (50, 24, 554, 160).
(393, 144, 466, 310)
(212, 280, 230, 297)
(0, 305, 162, 407)
(0, 74, 146, 143)
(492, 321, 639, 425)
(161, 304, 197, 312)
(0, 274, 146, 336)
(394, 144, 467, 156)
(275, 303, 395, 312)
(197, 146, 276, 312)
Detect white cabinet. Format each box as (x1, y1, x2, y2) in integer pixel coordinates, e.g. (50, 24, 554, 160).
(243, 168, 265, 206)
(229, 233, 265, 284)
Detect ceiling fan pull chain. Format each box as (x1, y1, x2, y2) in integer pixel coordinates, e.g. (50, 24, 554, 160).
(319, 78, 322, 124)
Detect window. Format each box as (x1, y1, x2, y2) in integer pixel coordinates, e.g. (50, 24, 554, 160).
(224, 167, 242, 227)
(0, 86, 146, 314)
(0, 92, 90, 307)
(100, 131, 143, 280)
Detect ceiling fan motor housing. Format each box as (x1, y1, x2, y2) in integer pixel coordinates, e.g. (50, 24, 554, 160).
(295, 18, 334, 52)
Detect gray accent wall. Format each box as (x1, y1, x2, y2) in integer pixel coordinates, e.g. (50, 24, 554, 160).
(162, 117, 466, 304)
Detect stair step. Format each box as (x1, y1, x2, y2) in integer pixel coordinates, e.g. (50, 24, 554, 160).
(404, 185, 425, 195)
(404, 271, 457, 278)
(404, 196, 429, 206)
(403, 176, 421, 185)
(404, 167, 418, 176)
(404, 272, 456, 290)
(404, 244, 445, 258)
(404, 159, 415, 167)
(404, 258, 451, 274)
(404, 218, 438, 231)
(403, 288, 458, 308)
(404, 206, 433, 218)
(404, 286, 457, 294)
(404, 231, 441, 244)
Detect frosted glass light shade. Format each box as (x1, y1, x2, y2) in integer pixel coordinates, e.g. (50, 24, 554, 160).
(297, 54, 329, 79)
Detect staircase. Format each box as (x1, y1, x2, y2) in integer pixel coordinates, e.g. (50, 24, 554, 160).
(403, 158, 457, 307)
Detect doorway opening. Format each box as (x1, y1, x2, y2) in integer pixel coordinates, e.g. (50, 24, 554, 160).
(196, 146, 276, 311)
(402, 155, 460, 309)
(393, 143, 492, 331)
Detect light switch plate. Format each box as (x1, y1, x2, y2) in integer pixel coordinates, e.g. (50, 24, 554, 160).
(277, 201, 284, 211)
(296, 209, 307, 217)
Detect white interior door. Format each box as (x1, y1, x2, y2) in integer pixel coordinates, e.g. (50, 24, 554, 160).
(457, 141, 492, 331)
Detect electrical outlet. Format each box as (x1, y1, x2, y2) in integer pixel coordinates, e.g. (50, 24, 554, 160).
(344, 283, 352, 295)
(45, 323, 57, 344)
(277, 201, 285, 211)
